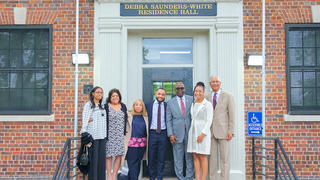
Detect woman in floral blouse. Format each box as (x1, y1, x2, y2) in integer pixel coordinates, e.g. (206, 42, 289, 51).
(123, 99, 149, 180)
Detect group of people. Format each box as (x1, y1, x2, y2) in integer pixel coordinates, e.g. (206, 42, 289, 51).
(80, 75, 235, 180)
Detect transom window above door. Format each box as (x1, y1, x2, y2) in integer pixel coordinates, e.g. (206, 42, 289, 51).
(143, 38, 193, 64)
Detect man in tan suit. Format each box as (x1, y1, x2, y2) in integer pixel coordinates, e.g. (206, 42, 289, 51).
(206, 76, 235, 180)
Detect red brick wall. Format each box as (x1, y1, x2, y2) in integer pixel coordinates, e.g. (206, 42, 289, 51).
(0, 0, 94, 178)
(244, 0, 320, 179)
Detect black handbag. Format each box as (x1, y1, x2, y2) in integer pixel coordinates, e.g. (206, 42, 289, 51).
(79, 146, 89, 166)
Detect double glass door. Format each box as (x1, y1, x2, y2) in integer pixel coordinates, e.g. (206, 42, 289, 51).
(142, 38, 193, 177)
(127, 30, 209, 177)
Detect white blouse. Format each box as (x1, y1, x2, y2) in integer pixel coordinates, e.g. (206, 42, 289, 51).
(80, 101, 107, 140)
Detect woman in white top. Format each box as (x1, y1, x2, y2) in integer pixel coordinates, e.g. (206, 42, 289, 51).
(187, 82, 213, 180)
(80, 86, 107, 180)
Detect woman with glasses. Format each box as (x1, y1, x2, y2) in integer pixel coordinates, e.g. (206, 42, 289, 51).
(80, 86, 107, 180)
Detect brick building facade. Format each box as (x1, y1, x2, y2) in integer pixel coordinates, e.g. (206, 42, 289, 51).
(0, 0, 319, 179)
(0, 0, 94, 178)
(244, 0, 320, 179)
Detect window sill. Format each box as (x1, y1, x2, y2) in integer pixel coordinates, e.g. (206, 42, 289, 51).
(284, 114, 320, 122)
(0, 114, 54, 122)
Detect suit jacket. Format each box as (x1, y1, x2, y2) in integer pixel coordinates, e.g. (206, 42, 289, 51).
(146, 100, 167, 130)
(166, 95, 193, 143)
(123, 112, 149, 163)
(205, 90, 235, 139)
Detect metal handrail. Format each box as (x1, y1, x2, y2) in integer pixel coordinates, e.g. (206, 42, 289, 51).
(52, 137, 84, 180)
(252, 136, 299, 180)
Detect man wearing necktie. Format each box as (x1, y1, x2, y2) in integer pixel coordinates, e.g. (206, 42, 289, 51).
(146, 88, 168, 180)
(166, 82, 194, 180)
(205, 76, 235, 180)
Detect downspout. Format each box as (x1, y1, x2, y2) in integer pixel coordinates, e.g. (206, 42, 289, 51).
(73, 0, 79, 179)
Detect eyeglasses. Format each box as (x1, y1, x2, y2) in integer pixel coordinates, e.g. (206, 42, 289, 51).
(95, 92, 103, 94)
(176, 87, 185, 90)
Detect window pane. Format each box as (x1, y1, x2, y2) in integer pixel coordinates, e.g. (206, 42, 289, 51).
(163, 82, 173, 94)
(23, 72, 35, 88)
(23, 31, 35, 49)
(35, 89, 48, 110)
(317, 48, 320, 67)
(36, 30, 49, 49)
(36, 72, 48, 88)
(316, 31, 320, 47)
(10, 72, 22, 88)
(9, 89, 23, 110)
(22, 50, 35, 67)
(289, 31, 302, 47)
(317, 72, 320, 87)
(291, 88, 303, 106)
(36, 50, 49, 67)
(303, 31, 315, 47)
(304, 88, 316, 106)
(304, 71, 315, 87)
(153, 82, 162, 95)
(0, 50, 9, 68)
(288, 48, 302, 66)
(0, 89, 9, 109)
(10, 31, 22, 49)
(23, 89, 35, 110)
(10, 50, 22, 68)
(0, 72, 9, 88)
(0, 31, 9, 49)
(318, 88, 320, 106)
(290, 71, 302, 87)
(143, 38, 193, 64)
(304, 48, 316, 66)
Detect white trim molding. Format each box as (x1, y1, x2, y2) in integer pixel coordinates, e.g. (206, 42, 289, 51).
(94, 1, 244, 178)
(96, 0, 242, 3)
(0, 114, 55, 122)
(311, 5, 320, 23)
(284, 114, 320, 122)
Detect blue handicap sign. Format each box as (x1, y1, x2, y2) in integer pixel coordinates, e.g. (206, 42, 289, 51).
(247, 111, 263, 136)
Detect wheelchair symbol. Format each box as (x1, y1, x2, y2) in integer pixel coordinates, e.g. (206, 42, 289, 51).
(250, 113, 259, 123)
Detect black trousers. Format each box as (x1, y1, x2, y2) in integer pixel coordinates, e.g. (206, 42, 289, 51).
(88, 139, 106, 180)
(126, 147, 146, 180)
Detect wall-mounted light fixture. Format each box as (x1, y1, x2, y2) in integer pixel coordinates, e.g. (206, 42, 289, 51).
(72, 53, 90, 64)
(247, 54, 263, 66)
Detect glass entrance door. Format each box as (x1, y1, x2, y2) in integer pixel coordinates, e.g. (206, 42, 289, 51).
(142, 67, 193, 177)
(127, 30, 210, 177)
(141, 38, 193, 177)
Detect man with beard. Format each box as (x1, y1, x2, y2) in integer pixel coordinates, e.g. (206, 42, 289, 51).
(146, 88, 168, 180)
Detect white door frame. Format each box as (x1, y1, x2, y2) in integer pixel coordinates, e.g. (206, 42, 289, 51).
(126, 30, 209, 107)
(94, 2, 244, 179)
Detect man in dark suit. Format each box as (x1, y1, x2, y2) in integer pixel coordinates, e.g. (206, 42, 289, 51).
(146, 88, 168, 180)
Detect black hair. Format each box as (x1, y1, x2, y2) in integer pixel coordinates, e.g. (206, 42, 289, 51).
(193, 81, 205, 103)
(156, 87, 166, 92)
(106, 88, 122, 104)
(89, 86, 103, 109)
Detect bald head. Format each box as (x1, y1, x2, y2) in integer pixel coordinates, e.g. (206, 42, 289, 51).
(209, 76, 221, 92)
